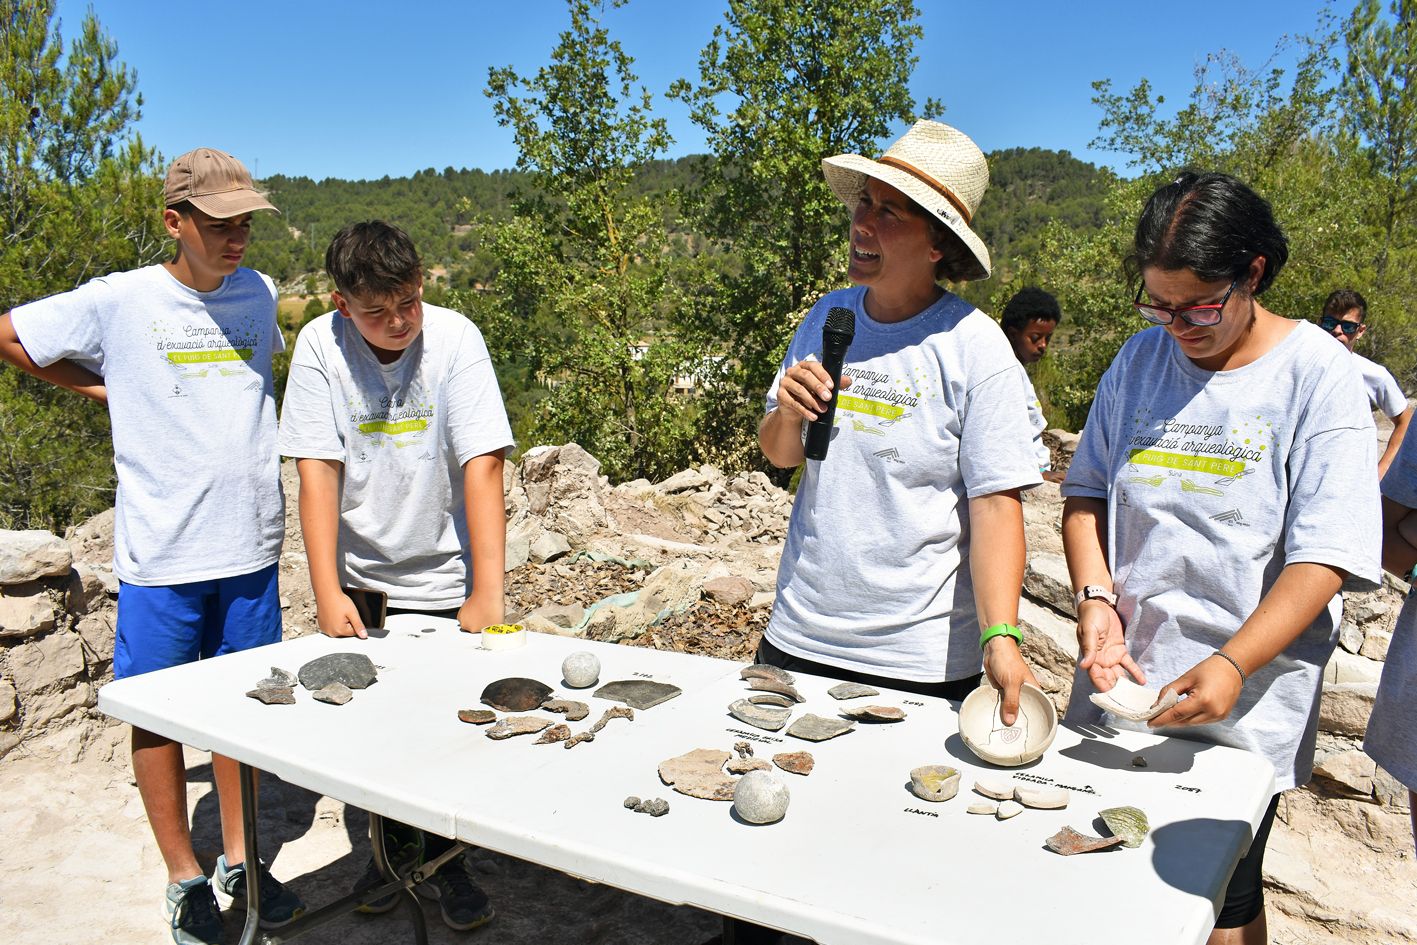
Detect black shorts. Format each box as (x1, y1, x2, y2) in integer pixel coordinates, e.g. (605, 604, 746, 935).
(756, 636, 981, 700)
(1215, 793, 1280, 928)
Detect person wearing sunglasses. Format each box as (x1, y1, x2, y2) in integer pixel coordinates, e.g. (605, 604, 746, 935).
(1318, 288, 1412, 477)
(1061, 171, 1380, 945)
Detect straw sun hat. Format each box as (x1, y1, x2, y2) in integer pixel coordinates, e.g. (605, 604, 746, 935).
(822, 120, 991, 281)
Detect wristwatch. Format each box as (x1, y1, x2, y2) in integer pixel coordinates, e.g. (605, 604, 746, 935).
(1074, 585, 1118, 609)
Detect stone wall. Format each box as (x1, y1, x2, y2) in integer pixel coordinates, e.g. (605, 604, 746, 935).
(0, 521, 116, 758)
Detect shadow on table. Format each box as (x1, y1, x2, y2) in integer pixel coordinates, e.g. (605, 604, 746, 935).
(1057, 722, 1213, 775)
(1149, 816, 1253, 905)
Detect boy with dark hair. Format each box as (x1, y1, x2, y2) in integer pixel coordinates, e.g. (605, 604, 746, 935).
(279, 220, 512, 932)
(1322, 288, 1411, 476)
(1001, 286, 1062, 481)
(0, 148, 304, 944)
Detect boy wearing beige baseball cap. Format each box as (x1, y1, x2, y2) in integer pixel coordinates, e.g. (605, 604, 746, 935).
(0, 148, 303, 944)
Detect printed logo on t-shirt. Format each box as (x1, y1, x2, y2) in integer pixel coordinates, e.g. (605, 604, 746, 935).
(1123, 414, 1277, 500)
(346, 389, 434, 447)
(151, 316, 263, 380)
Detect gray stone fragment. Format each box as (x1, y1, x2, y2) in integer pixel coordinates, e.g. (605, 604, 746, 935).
(840, 705, 905, 722)
(247, 687, 295, 705)
(1024, 552, 1075, 616)
(1338, 620, 1365, 654)
(786, 714, 854, 742)
(827, 682, 880, 701)
(0, 583, 61, 639)
(594, 679, 682, 710)
(313, 683, 353, 705)
(530, 530, 571, 563)
(298, 653, 377, 691)
(0, 529, 73, 584)
(635, 797, 669, 817)
(624, 796, 641, 809)
(259, 667, 297, 690)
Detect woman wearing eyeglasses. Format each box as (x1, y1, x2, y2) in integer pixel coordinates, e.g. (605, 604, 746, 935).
(1061, 172, 1380, 945)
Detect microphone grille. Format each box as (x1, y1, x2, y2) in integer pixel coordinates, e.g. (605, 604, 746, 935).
(824, 306, 856, 338)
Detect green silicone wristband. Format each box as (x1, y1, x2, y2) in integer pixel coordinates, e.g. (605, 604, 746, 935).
(979, 623, 1023, 650)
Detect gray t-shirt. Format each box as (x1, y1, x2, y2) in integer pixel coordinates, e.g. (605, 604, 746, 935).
(279, 304, 513, 609)
(1022, 370, 1051, 471)
(1365, 434, 1417, 790)
(11, 265, 284, 585)
(765, 286, 1042, 682)
(1354, 353, 1407, 418)
(1062, 322, 1381, 791)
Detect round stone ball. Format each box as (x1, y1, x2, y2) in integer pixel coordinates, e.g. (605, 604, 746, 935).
(561, 651, 601, 689)
(733, 770, 790, 825)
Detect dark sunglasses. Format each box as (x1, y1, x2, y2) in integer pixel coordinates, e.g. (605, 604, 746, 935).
(1133, 279, 1238, 327)
(1319, 315, 1362, 336)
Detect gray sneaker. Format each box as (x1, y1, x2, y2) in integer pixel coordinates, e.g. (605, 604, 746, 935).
(164, 875, 223, 945)
(215, 854, 306, 929)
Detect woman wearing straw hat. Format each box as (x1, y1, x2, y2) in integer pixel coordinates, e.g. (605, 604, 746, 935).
(1061, 172, 1380, 943)
(757, 120, 1043, 725)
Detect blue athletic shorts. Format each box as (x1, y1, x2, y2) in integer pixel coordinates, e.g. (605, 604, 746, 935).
(113, 563, 282, 679)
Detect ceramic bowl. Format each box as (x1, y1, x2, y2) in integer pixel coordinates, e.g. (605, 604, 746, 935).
(909, 765, 961, 802)
(958, 680, 1058, 766)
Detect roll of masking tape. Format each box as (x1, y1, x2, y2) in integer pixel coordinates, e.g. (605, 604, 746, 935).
(481, 623, 526, 651)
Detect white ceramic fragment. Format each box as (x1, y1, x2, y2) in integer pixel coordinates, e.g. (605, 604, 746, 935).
(958, 680, 1058, 766)
(909, 765, 961, 802)
(733, 770, 790, 824)
(1014, 785, 1069, 810)
(1088, 678, 1179, 722)
(561, 651, 601, 689)
(996, 800, 1024, 820)
(967, 801, 999, 815)
(973, 776, 1015, 800)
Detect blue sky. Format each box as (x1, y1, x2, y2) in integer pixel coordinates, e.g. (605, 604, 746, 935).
(57, 0, 1337, 181)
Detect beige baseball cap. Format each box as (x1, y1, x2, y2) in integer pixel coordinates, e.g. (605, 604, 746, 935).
(164, 148, 279, 217)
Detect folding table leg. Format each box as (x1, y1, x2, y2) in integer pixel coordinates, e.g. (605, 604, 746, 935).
(236, 763, 263, 945)
(371, 811, 429, 945)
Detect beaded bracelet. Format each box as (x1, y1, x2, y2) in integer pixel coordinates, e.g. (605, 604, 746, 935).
(1212, 650, 1247, 685)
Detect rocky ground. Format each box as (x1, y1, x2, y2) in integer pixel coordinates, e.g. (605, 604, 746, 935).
(2, 437, 1415, 944)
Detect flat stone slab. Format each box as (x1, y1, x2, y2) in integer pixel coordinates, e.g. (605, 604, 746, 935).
(840, 705, 905, 722)
(298, 653, 377, 691)
(594, 679, 682, 710)
(827, 682, 879, 700)
(246, 687, 295, 705)
(786, 714, 854, 742)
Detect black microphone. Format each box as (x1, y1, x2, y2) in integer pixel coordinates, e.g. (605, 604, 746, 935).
(803, 306, 856, 460)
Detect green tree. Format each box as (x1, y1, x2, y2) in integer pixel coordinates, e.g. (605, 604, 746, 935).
(668, 0, 939, 474)
(0, 0, 164, 530)
(475, 0, 698, 480)
(1342, 0, 1417, 288)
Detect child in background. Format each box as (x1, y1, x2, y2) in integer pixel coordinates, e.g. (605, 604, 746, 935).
(1001, 287, 1063, 482)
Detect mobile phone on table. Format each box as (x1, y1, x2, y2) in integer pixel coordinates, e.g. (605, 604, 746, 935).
(342, 587, 388, 630)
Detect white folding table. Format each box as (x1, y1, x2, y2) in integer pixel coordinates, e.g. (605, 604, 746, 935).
(98, 615, 1276, 945)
